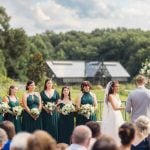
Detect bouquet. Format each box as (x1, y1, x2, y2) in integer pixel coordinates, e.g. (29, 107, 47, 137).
(60, 103, 76, 115)
(13, 106, 23, 118)
(0, 102, 10, 114)
(79, 104, 95, 119)
(30, 108, 40, 118)
(44, 102, 56, 115)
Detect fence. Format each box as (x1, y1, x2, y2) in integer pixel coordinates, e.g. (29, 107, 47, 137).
(96, 100, 128, 121)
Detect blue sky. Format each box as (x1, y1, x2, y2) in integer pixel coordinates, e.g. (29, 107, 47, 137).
(0, 0, 150, 35)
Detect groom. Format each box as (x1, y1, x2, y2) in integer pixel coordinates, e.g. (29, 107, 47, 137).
(126, 75, 150, 122)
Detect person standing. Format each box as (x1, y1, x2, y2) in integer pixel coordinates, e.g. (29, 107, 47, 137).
(3, 85, 22, 133)
(126, 75, 150, 122)
(101, 81, 124, 145)
(57, 86, 75, 144)
(0, 96, 4, 122)
(76, 81, 97, 126)
(40, 78, 60, 141)
(22, 80, 42, 132)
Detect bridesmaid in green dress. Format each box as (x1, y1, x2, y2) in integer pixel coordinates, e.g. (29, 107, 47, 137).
(57, 86, 75, 144)
(0, 97, 4, 122)
(76, 81, 97, 125)
(3, 85, 22, 133)
(41, 79, 60, 141)
(22, 80, 42, 133)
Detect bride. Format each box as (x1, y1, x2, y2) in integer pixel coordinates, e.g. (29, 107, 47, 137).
(101, 81, 124, 145)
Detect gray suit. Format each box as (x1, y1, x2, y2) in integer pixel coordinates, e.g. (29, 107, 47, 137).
(126, 86, 150, 122)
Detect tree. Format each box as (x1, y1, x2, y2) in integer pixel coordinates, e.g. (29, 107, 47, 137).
(0, 6, 10, 31)
(27, 52, 46, 84)
(140, 58, 150, 87)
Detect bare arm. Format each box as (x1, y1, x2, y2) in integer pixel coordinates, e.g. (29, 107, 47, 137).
(91, 92, 98, 110)
(22, 93, 31, 114)
(125, 94, 132, 113)
(36, 92, 42, 111)
(3, 96, 9, 103)
(76, 93, 82, 109)
(108, 94, 124, 111)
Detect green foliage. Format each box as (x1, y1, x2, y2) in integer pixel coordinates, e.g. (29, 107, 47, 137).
(0, 6, 10, 31)
(139, 57, 150, 88)
(26, 52, 46, 84)
(0, 74, 14, 97)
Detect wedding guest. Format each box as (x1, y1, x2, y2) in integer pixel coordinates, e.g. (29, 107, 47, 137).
(118, 122, 135, 150)
(131, 116, 150, 150)
(3, 85, 22, 133)
(0, 128, 7, 149)
(56, 143, 69, 150)
(92, 135, 119, 150)
(68, 125, 92, 150)
(10, 132, 31, 150)
(22, 80, 42, 132)
(26, 130, 57, 150)
(40, 78, 60, 141)
(57, 86, 75, 144)
(85, 121, 101, 150)
(126, 75, 150, 122)
(76, 81, 97, 125)
(0, 121, 16, 150)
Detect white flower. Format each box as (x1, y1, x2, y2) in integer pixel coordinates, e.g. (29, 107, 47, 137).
(45, 102, 56, 112)
(61, 103, 76, 115)
(13, 106, 23, 116)
(79, 104, 95, 119)
(0, 102, 10, 113)
(30, 108, 40, 117)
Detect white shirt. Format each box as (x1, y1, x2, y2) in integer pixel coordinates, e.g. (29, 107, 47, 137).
(67, 144, 87, 150)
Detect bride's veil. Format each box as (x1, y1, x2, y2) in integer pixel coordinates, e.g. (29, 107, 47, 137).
(101, 81, 113, 121)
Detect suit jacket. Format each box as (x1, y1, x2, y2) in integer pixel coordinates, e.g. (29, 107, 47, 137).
(126, 86, 150, 122)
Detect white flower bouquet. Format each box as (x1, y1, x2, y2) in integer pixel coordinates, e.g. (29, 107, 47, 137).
(13, 106, 23, 116)
(79, 104, 95, 119)
(30, 108, 40, 117)
(0, 102, 10, 114)
(60, 103, 76, 115)
(44, 102, 56, 115)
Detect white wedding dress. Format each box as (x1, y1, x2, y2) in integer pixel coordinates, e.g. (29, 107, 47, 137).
(101, 96, 124, 145)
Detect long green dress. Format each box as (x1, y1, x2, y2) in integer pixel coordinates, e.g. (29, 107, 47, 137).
(0, 97, 4, 122)
(76, 92, 96, 125)
(22, 94, 42, 133)
(58, 102, 74, 144)
(4, 96, 22, 133)
(41, 90, 60, 141)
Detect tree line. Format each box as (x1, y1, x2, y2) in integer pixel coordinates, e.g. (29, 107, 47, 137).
(0, 6, 150, 83)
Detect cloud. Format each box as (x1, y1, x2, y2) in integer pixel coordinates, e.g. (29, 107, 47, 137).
(0, 0, 150, 35)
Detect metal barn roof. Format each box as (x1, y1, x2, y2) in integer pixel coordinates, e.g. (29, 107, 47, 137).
(46, 61, 85, 78)
(46, 61, 130, 78)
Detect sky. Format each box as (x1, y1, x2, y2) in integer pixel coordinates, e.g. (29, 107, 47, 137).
(0, 0, 150, 35)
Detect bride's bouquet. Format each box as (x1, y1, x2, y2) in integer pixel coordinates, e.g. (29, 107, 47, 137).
(44, 102, 56, 115)
(12, 106, 23, 118)
(79, 104, 95, 119)
(60, 103, 76, 115)
(0, 102, 10, 114)
(30, 108, 40, 117)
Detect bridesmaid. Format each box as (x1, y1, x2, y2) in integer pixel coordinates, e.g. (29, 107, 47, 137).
(22, 80, 42, 132)
(0, 96, 4, 122)
(57, 86, 75, 144)
(76, 81, 97, 125)
(40, 79, 60, 141)
(3, 85, 22, 133)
